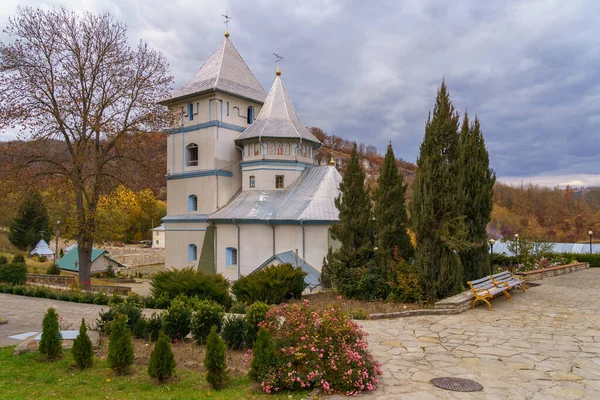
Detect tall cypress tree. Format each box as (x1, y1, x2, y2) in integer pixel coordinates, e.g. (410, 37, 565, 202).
(459, 114, 496, 281)
(373, 143, 413, 262)
(326, 143, 374, 292)
(8, 191, 51, 250)
(411, 82, 467, 301)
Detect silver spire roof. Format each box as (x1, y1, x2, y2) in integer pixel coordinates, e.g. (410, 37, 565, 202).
(162, 37, 267, 104)
(209, 166, 340, 222)
(235, 74, 321, 145)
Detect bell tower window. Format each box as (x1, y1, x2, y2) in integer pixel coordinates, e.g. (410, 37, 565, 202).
(249, 175, 255, 188)
(188, 103, 194, 121)
(275, 175, 284, 189)
(186, 143, 198, 166)
(247, 106, 254, 124)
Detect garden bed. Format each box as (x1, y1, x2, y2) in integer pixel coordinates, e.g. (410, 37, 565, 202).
(516, 262, 589, 281)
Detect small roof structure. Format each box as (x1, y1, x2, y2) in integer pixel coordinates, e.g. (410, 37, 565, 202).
(209, 166, 341, 223)
(57, 245, 124, 272)
(161, 37, 267, 104)
(29, 240, 54, 257)
(235, 73, 321, 145)
(152, 223, 165, 232)
(256, 250, 321, 289)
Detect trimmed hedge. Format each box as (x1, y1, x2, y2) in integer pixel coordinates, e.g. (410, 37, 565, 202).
(231, 263, 307, 305)
(0, 284, 112, 305)
(0, 263, 27, 285)
(559, 253, 600, 268)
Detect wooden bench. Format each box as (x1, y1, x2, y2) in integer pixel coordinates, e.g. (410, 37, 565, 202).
(467, 276, 511, 310)
(490, 271, 527, 293)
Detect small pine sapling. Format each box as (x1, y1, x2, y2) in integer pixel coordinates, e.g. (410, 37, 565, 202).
(72, 318, 94, 369)
(39, 307, 62, 361)
(248, 328, 277, 382)
(148, 331, 176, 383)
(108, 314, 134, 375)
(204, 325, 228, 390)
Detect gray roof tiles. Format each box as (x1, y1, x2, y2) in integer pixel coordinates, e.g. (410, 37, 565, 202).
(235, 75, 321, 144)
(209, 165, 341, 222)
(163, 37, 267, 104)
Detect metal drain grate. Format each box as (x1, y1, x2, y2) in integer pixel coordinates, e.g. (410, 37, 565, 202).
(431, 377, 483, 392)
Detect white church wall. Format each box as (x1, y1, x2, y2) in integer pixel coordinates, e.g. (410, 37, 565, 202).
(242, 168, 303, 191)
(164, 225, 207, 269)
(166, 177, 217, 215)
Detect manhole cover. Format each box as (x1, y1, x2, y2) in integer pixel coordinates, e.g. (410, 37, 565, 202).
(431, 377, 483, 392)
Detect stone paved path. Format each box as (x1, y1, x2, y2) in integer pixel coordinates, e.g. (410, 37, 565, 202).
(357, 268, 600, 399)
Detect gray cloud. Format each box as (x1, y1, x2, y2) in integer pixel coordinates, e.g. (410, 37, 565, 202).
(1, 0, 599, 186)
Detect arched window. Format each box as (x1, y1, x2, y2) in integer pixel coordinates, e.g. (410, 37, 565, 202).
(186, 143, 198, 166)
(188, 195, 197, 212)
(247, 106, 254, 124)
(226, 247, 238, 266)
(188, 103, 194, 121)
(188, 244, 197, 262)
(249, 175, 255, 188)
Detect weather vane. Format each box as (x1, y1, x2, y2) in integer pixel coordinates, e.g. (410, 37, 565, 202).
(273, 49, 283, 75)
(223, 11, 232, 37)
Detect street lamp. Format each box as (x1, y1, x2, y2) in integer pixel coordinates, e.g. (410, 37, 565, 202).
(488, 239, 495, 275)
(589, 231, 593, 254)
(514, 234, 519, 272)
(55, 220, 60, 263)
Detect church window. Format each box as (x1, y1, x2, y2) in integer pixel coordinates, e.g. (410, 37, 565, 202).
(275, 175, 284, 189)
(188, 244, 197, 262)
(188, 195, 197, 212)
(247, 106, 254, 124)
(188, 103, 194, 121)
(249, 175, 255, 188)
(186, 143, 198, 166)
(226, 102, 230, 116)
(226, 247, 238, 266)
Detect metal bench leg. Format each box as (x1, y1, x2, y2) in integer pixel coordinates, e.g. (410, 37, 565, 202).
(473, 298, 493, 310)
(502, 290, 511, 300)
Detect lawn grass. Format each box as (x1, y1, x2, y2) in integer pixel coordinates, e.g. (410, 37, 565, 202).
(0, 346, 304, 400)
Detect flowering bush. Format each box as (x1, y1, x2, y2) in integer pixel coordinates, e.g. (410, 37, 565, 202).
(252, 300, 381, 396)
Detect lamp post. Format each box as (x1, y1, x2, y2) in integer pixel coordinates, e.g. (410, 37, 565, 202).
(488, 239, 495, 275)
(514, 233, 519, 272)
(589, 231, 593, 254)
(55, 220, 60, 263)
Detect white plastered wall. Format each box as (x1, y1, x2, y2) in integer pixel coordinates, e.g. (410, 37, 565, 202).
(164, 223, 207, 269)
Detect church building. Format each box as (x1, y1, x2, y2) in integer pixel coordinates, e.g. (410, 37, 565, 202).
(160, 27, 341, 284)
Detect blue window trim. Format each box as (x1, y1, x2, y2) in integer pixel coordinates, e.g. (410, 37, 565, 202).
(165, 120, 246, 134)
(188, 103, 194, 121)
(166, 169, 233, 180)
(226, 247, 238, 267)
(188, 244, 197, 262)
(188, 195, 198, 212)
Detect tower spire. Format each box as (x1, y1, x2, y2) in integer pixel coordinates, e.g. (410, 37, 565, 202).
(222, 11, 231, 37)
(273, 49, 283, 76)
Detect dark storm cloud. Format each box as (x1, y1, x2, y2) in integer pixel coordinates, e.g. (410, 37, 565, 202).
(1, 0, 599, 185)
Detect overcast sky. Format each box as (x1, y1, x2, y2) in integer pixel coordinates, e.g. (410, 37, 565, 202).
(1, 0, 599, 187)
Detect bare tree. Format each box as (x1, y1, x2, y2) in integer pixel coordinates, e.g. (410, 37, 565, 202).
(0, 7, 172, 285)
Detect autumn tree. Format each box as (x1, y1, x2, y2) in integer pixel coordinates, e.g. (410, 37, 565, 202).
(458, 114, 496, 281)
(0, 7, 172, 285)
(411, 82, 467, 301)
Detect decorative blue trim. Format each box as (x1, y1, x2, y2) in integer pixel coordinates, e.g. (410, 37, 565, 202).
(166, 120, 246, 134)
(163, 214, 209, 223)
(166, 169, 233, 180)
(164, 228, 207, 231)
(240, 160, 316, 168)
(209, 218, 336, 225)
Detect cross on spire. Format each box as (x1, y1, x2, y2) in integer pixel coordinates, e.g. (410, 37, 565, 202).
(273, 49, 283, 76)
(223, 11, 232, 37)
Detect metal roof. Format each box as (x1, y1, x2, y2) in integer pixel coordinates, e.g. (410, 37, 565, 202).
(162, 37, 267, 104)
(235, 75, 321, 145)
(256, 250, 321, 289)
(57, 246, 107, 272)
(492, 242, 600, 255)
(209, 165, 341, 222)
(30, 240, 54, 256)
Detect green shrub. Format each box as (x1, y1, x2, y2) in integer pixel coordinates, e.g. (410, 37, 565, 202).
(12, 285, 25, 295)
(146, 312, 163, 342)
(72, 319, 94, 369)
(349, 308, 369, 320)
(109, 293, 124, 304)
(556, 253, 600, 268)
(148, 331, 176, 383)
(132, 316, 148, 339)
(104, 264, 116, 278)
(38, 255, 48, 262)
(387, 256, 423, 303)
(93, 292, 110, 305)
(162, 296, 192, 341)
(190, 300, 225, 344)
(12, 254, 25, 263)
(245, 302, 270, 348)
(231, 264, 307, 305)
(0, 283, 12, 293)
(39, 308, 62, 361)
(108, 315, 134, 375)
(152, 292, 171, 309)
(0, 255, 7, 265)
(229, 302, 247, 314)
(248, 328, 276, 382)
(151, 268, 232, 309)
(204, 326, 228, 390)
(97, 299, 142, 334)
(45, 262, 61, 275)
(221, 315, 247, 350)
(0, 263, 27, 285)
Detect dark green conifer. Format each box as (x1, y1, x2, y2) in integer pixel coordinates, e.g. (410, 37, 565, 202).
(39, 307, 63, 361)
(148, 331, 176, 383)
(204, 325, 228, 390)
(373, 142, 414, 262)
(248, 328, 277, 382)
(108, 314, 134, 375)
(8, 191, 51, 251)
(459, 114, 496, 281)
(411, 82, 468, 301)
(72, 318, 94, 369)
